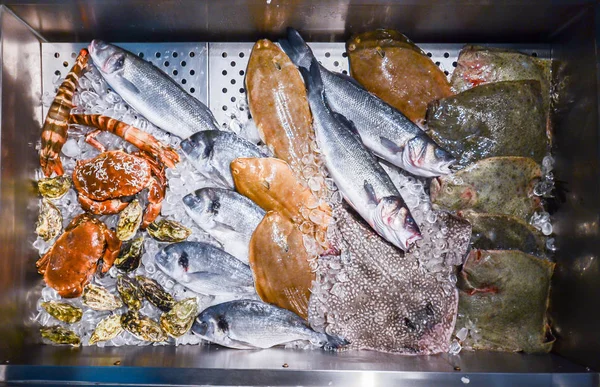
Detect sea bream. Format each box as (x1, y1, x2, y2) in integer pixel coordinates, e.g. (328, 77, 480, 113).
(154, 241, 256, 298)
(89, 40, 219, 138)
(182, 187, 266, 263)
(280, 28, 454, 178)
(180, 130, 265, 188)
(192, 299, 348, 350)
(300, 59, 421, 251)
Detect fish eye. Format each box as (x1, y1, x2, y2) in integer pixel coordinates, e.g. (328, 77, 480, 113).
(178, 252, 189, 271)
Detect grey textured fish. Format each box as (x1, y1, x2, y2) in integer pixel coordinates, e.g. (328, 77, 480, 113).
(155, 241, 256, 298)
(280, 28, 454, 177)
(182, 187, 266, 263)
(309, 205, 468, 355)
(300, 59, 421, 251)
(180, 130, 265, 188)
(192, 299, 348, 350)
(89, 40, 218, 138)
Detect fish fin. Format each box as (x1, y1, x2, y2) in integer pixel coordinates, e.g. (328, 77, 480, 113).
(117, 77, 141, 95)
(332, 71, 366, 90)
(212, 220, 237, 232)
(299, 59, 325, 98)
(363, 181, 379, 205)
(322, 333, 350, 351)
(280, 28, 314, 69)
(332, 112, 362, 139)
(380, 137, 404, 154)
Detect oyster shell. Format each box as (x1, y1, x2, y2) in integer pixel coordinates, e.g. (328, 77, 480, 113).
(147, 219, 191, 242)
(41, 301, 82, 323)
(121, 311, 167, 342)
(40, 325, 80, 346)
(116, 199, 143, 241)
(160, 298, 198, 337)
(89, 314, 124, 345)
(136, 276, 176, 312)
(37, 175, 71, 199)
(82, 284, 124, 311)
(115, 236, 144, 272)
(116, 275, 143, 311)
(35, 199, 62, 241)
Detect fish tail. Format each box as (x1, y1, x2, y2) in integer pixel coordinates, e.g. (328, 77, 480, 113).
(299, 58, 324, 98)
(322, 333, 349, 351)
(280, 28, 314, 69)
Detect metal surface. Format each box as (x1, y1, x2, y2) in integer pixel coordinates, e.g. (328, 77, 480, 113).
(0, 0, 599, 385)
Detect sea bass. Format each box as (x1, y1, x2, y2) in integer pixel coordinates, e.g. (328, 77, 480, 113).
(300, 59, 421, 251)
(280, 28, 454, 177)
(180, 130, 265, 188)
(182, 187, 266, 263)
(154, 241, 256, 298)
(192, 299, 348, 350)
(89, 40, 218, 138)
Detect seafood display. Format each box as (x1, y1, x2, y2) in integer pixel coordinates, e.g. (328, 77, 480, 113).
(347, 30, 452, 123)
(32, 31, 558, 356)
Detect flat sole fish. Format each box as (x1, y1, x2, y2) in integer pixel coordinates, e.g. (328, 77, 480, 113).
(347, 30, 452, 123)
(456, 249, 555, 353)
(246, 39, 321, 189)
(249, 211, 314, 319)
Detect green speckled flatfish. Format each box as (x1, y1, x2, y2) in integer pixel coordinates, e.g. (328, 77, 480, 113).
(426, 80, 548, 167)
(430, 157, 542, 220)
(89, 40, 218, 138)
(459, 210, 546, 257)
(455, 249, 554, 353)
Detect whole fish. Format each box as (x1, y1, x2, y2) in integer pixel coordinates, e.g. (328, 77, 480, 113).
(182, 187, 266, 263)
(192, 299, 348, 350)
(89, 40, 219, 138)
(300, 59, 421, 251)
(180, 130, 265, 188)
(154, 241, 256, 297)
(280, 28, 454, 177)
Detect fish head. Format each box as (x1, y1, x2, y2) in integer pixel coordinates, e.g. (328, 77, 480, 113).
(403, 136, 455, 177)
(180, 131, 213, 163)
(373, 197, 422, 251)
(89, 40, 126, 76)
(192, 310, 227, 343)
(182, 188, 219, 224)
(430, 176, 477, 211)
(154, 245, 189, 281)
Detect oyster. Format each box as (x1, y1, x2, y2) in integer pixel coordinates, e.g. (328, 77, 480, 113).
(121, 311, 167, 342)
(116, 199, 143, 241)
(37, 175, 71, 199)
(136, 275, 176, 312)
(159, 298, 198, 337)
(35, 199, 62, 241)
(40, 325, 80, 346)
(82, 284, 124, 311)
(41, 301, 82, 323)
(115, 236, 144, 272)
(147, 219, 191, 242)
(89, 314, 123, 345)
(116, 275, 143, 311)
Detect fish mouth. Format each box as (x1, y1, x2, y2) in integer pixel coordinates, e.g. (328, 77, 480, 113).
(88, 39, 107, 55)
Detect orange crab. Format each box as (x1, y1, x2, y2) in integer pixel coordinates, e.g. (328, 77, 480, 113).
(36, 213, 121, 298)
(72, 150, 166, 227)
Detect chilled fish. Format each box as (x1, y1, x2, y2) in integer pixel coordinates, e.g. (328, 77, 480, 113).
(347, 29, 452, 123)
(89, 40, 218, 138)
(430, 156, 542, 220)
(154, 241, 256, 297)
(426, 80, 548, 167)
(300, 60, 421, 251)
(182, 187, 265, 263)
(192, 299, 347, 350)
(456, 249, 554, 353)
(280, 28, 454, 177)
(180, 130, 265, 188)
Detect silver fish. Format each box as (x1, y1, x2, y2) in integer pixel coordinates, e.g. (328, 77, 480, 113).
(180, 130, 265, 188)
(192, 299, 348, 350)
(280, 29, 455, 177)
(182, 187, 265, 263)
(154, 241, 256, 297)
(89, 40, 218, 138)
(300, 59, 421, 251)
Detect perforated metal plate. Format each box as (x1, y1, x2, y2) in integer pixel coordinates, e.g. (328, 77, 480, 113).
(42, 42, 550, 128)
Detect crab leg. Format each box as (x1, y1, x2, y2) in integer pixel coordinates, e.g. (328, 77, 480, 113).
(99, 226, 122, 274)
(84, 129, 107, 152)
(142, 176, 165, 228)
(69, 113, 180, 169)
(40, 49, 89, 177)
(35, 252, 51, 275)
(78, 194, 128, 215)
